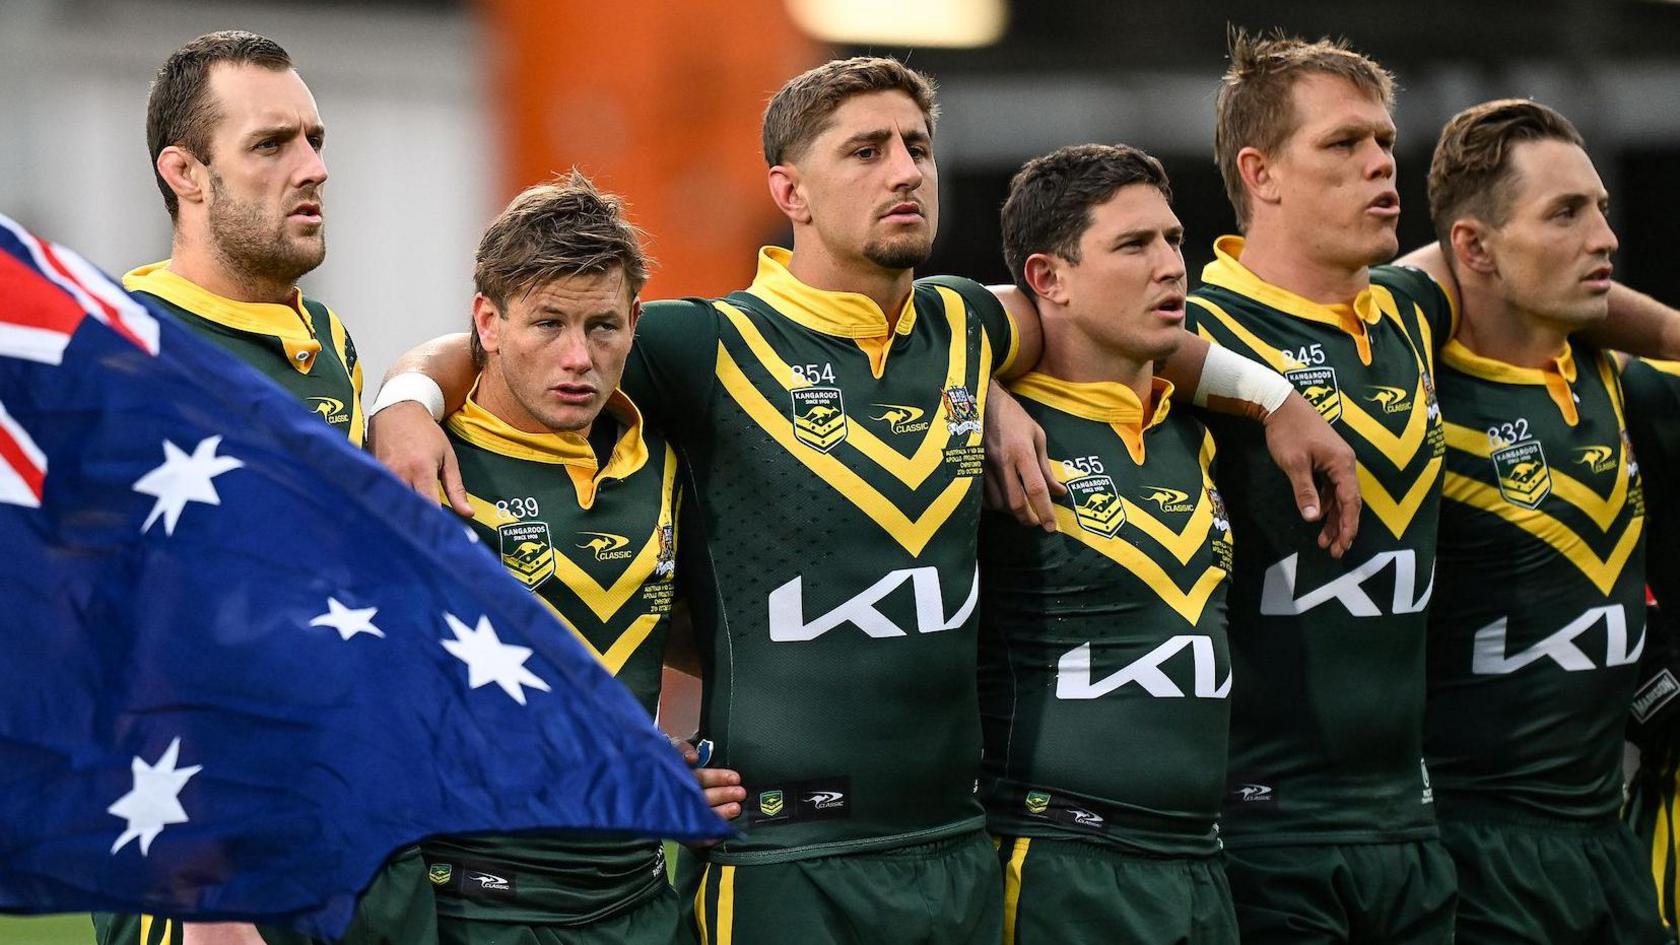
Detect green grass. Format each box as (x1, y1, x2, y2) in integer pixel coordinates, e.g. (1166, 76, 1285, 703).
(0, 914, 90, 945)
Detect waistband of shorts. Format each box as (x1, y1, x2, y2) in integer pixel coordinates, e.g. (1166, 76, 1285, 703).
(1434, 794, 1624, 832)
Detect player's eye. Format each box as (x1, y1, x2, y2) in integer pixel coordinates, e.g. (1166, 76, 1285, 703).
(854, 146, 878, 160)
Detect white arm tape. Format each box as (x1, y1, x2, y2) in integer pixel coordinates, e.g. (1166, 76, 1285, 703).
(1193, 344, 1294, 418)
(369, 371, 446, 422)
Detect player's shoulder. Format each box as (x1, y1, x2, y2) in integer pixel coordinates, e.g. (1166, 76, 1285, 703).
(642, 297, 722, 321)
(916, 274, 1003, 312)
(1370, 264, 1447, 307)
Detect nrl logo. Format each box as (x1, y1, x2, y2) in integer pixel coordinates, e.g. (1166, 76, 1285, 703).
(1024, 791, 1051, 815)
(1365, 385, 1412, 414)
(758, 790, 785, 817)
(1492, 440, 1551, 509)
(790, 387, 847, 452)
(1142, 486, 1194, 513)
(941, 385, 981, 436)
(577, 531, 634, 561)
(870, 403, 930, 435)
(1575, 445, 1617, 474)
(653, 523, 675, 580)
(1067, 474, 1125, 538)
(498, 521, 554, 589)
(428, 863, 453, 886)
(1285, 366, 1341, 423)
(307, 396, 349, 424)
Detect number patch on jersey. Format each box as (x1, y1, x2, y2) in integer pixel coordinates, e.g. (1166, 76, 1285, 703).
(496, 496, 541, 519)
(1486, 418, 1532, 449)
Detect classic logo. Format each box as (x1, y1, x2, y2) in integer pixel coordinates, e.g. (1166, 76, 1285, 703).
(870, 403, 930, 435)
(1492, 440, 1551, 509)
(1067, 475, 1126, 538)
(941, 385, 982, 436)
(1285, 366, 1341, 423)
(576, 531, 634, 561)
(498, 521, 554, 589)
(758, 790, 785, 817)
(803, 790, 846, 810)
(1366, 385, 1412, 414)
(1025, 791, 1051, 815)
(1069, 807, 1104, 828)
(1142, 486, 1194, 514)
(467, 871, 510, 891)
(1233, 783, 1273, 802)
(790, 387, 847, 452)
(307, 396, 349, 424)
(428, 863, 453, 886)
(653, 523, 675, 580)
(1576, 445, 1617, 474)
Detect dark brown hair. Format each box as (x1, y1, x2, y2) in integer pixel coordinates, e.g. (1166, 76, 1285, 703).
(1427, 99, 1586, 248)
(147, 31, 293, 219)
(761, 57, 939, 166)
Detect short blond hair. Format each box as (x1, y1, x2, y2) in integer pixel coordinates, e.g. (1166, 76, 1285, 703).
(761, 57, 939, 166)
(1215, 28, 1395, 229)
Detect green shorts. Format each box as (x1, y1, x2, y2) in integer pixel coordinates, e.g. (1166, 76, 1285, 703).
(1223, 839, 1456, 945)
(677, 830, 1000, 945)
(1442, 810, 1669, 944)
(995, 835, 1236, 945)
(436, 885, 686, 945)
(93, 846, 437, 945)
(1628, 762, 1680, 939)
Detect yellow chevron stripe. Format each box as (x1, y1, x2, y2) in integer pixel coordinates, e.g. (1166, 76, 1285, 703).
(715, 343, 974, 557)
(1443, 471, 1643, 595)
(716, 286, 975, 489)
(326, 310, 365, 448)
(1054, 504, 1227, 624)
(1189, 299, 1292, 371)
(1443, 423, 1631, 532)
(1359, 456, 1443, 540)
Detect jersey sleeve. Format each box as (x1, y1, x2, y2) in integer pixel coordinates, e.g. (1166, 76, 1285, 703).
(620, 298, 721, 440)
(1376, 264, 1459, 344)
(921, 275, 1020, 377)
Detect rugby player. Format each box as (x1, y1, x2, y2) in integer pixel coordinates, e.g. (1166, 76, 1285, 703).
(982, 143, 1239, 944)
(94, 30, 434, 945)
(1419, 97, 1664, 944)
(421, 172, 745, 944)
(367, 57, 1356, 944)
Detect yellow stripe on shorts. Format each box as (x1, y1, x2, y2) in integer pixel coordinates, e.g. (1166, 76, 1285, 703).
(717, 864, 736, 945)
(695, 864, 711, 945)
(1003, 837, 1032, 945)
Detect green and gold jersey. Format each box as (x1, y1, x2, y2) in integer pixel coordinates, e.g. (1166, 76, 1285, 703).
(1623, 358, 1680, 613)
(123, 262, 364, 445)
(1185, 237, 1451, 847)
(619, 246, 1019, 864)
(1426, 340, 1646, 820)
(978, 373, 1231, 856)
(422, 390, 681, 924)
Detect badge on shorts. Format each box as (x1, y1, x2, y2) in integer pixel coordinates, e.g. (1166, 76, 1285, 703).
(428, 863, 453, 886)
(1067, 475, 1125, 538)
(1285, 366, 1342, 423)
(790, 387, 847, 452)
(1024, 791, 1051, 816)
(758, 789, 785, 818)
(1492, 440, 1551, 509)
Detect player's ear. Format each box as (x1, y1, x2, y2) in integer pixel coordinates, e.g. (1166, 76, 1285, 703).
(1023, 253, 1068, 305)
(471, 293, 502, 355)
(768, 165, 811, 225)
(1450, 219, 1497, 275)
(1236, 146, 1280, 209)
(626, 297, 642, 332)
(157, 145, 206, 212)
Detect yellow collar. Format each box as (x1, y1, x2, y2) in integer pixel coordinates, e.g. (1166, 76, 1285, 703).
(1201, 236, 1382, 345)
(1010, 372, 1174, 464)
(745, 246, 918, 340)
(123, 261, 323, 371)
(447, 385, 649, 476)
(1442, 337, 1580, 425)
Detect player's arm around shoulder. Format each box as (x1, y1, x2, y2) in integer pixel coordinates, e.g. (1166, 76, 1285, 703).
(979, 284, 1060, 530)
(366, 331, 476, 516)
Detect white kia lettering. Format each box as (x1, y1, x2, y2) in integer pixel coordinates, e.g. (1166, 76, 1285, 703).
(1472, 604, 1641, 675)
(1260, 550, 1433, 617)
(768, 566, 979, 642)
(1056, 636, 1231, 699)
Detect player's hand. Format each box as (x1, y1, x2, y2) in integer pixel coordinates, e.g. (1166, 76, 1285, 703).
(369, 401, 471, 517)
(181, 923, 266, 945)
(672, 737, 746, 823)
(1262, 392, 1361, 558)
(983, 385, 1065, 531)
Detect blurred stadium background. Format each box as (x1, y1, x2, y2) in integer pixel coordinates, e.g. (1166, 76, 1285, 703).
(2, 0, 1677, 940)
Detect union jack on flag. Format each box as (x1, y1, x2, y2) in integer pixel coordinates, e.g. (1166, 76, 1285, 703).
(0, 214, 726, 936)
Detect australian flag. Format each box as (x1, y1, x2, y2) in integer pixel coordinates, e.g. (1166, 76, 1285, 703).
(0, 214, 727, 936)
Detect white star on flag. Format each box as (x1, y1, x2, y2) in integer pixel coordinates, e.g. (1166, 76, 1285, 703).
(132, 435, 244, 535)
(441, 612, 550, 705)
(308, 597, 384, 641)
(107, 737, 202, 856)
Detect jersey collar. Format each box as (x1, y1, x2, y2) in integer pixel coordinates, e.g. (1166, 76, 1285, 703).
(123, 261, 323, 373)
(1010, 371, 1174, 463)
(745, 246, 919, 340)
(1441, 337, 1581, 425)
(1201, 236, 1383, 362)
(448, 384, 650, 480)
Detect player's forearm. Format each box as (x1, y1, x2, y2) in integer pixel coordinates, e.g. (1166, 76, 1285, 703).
(372, 332, 476, 420)
(987, 284, 1043, 379)
(1162, 332, 1292, 421)
(1581, 283, 1680, 360)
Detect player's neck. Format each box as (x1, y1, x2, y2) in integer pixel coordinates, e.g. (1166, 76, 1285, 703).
(1038, 314, 1153, 403)
(168, 231, 296, 306)
(785, 240, 915, 333)
(1455, 281, 1570, 369)
(1236, 222, 1370, 305)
